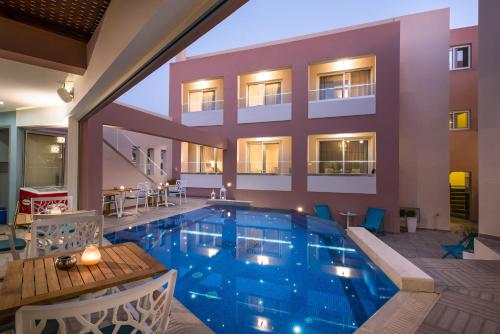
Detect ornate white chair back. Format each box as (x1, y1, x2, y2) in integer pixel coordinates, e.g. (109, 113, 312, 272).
(15, 270, 178, 334)
(31, 196, 73, 215)
(30, 213, 103, 258)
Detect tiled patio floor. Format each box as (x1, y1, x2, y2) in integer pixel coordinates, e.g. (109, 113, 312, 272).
(380, 230, 500, 334)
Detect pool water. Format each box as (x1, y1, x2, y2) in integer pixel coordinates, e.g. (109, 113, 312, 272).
(105, 206, 398, 334)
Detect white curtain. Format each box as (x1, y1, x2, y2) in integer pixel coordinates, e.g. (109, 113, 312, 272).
(189, 91, 203, 112)
(248, 83, 265, 107)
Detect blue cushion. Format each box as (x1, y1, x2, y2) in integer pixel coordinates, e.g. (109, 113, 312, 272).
(313, 205, 332, 220)
(0, 238, 27, 252)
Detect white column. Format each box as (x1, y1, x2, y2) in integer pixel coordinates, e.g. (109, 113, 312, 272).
(67, 117, 79, 208)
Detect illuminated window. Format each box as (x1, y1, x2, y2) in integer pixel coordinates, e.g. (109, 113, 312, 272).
(181, 143, 223, 174)
(247, 81, 282, 107)
(188, 89, 215, 112)
(308, 133, 376, 175)
(319, 69, 372, 100)
(449, 111, 470, 130)
(449, 45, 471, 70)
(237, 137, 292, 175)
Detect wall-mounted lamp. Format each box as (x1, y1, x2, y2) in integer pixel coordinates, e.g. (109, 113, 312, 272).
(57, 81, 74, 103)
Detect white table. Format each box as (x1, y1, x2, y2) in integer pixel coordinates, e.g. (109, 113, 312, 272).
(339, 211, 357, 228)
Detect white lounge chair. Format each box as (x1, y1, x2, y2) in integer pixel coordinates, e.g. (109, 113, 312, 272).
(15, 270, 178, 334)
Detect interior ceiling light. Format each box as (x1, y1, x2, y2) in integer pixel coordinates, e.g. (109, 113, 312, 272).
(57, 81, 74, 103)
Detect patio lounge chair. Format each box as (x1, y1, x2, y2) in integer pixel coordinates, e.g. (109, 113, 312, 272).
(313, 204, 334, 221)
(441, 232, 477, 259)
(361, 207, 385, 235)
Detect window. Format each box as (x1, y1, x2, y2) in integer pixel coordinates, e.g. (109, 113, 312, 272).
(24, 132, 65, 187)
(247, 81, 282, 107)
(449, 111, 470, 130)
(160, 149, 167, 175)
(319, 69, 372, 100)
(188, 89, 215, 112)
(247, 141, 280, 174)
(131, 146, 139, 167)
(308, 133, 376, 175)
(237, 137, 292, 175)
(449, 45, 471, 70)
(146, 148, 154, 176)
(181, 143, 223, 174)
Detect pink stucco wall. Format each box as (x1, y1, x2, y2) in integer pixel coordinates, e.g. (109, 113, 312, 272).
(170, 22, 401, 232)
(397, 9, 450, 230)
(449, 26, 478, 222)
(478, 0, 500, 238)
(79, 103, 227, 211)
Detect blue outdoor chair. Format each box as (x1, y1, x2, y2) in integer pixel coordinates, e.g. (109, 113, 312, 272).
(361, 207, 385, 235)
(313, 205, 335, 221)
(441, 233, 477, 259)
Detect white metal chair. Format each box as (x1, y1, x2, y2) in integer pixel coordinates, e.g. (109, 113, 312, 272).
(169, 180, 187, 205)
(15, 270, 178, 334)
(31, 196, 73, 215)
(30, 213, 103, 258)
(125, 182, 148, 213)
(102, 192, 120, 216)
(144, 181, 161, 207)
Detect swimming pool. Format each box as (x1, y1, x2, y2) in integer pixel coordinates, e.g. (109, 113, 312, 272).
(105, 206, 398, 334)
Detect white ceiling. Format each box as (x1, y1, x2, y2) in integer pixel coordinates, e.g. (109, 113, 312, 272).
(0, 59, 73, 112)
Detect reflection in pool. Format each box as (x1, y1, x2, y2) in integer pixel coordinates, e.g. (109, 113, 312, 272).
(105, 206, 398, 334)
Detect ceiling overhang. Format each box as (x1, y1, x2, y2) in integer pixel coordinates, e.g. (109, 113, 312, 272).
(0, 16, 87, 75)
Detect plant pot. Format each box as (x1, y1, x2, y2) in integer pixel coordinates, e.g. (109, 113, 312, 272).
(407, 217, 417, 233)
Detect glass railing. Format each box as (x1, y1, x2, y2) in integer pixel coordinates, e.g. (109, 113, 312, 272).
(106, 128, 169, 177)
(182, 100, 224, 113)
(181, 162, 223, 174)
(307, 160, 376, 175)
(238, 92, 292, 108)
(308, 83, 376, 102)
(237, 161, 292, 175)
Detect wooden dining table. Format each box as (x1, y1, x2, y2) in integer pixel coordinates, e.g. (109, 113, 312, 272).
(0, 242, 167, 315)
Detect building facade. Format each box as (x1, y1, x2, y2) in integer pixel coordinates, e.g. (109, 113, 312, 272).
(170, 10, 452, 233)
(449, 26, 478, 222)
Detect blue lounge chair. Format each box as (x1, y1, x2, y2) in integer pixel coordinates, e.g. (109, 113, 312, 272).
(441, 233, 477, 259)
(361, 207, 385, 235)
(313, 204, 333, 220)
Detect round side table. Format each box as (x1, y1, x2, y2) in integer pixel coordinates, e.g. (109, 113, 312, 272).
(339, 211, 357, 228)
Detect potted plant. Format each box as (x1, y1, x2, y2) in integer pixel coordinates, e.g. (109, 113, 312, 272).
(406, 209, 418, 233)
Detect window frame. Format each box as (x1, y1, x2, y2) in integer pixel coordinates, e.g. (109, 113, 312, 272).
(317, 67, 373, 100)
(449, 110, 471, 131)
(449, 44, 471, 71)
(314, 136, 373, 175)
(187, 88, 216, 112)
(246, 80, 283, 107)
(245, 140, 282, 174)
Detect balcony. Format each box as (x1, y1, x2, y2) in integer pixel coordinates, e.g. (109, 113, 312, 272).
(308, 56, 376, 118)
(180, 143, 223, 188)
(181, 78, 224, 126)
(237, 68, 292, 124)
(236, 136, 292, 191)
(307, 133, 377, 194)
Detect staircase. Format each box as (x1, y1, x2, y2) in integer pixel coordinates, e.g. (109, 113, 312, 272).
(450, 187, 470, 220)
(102, 127, 169, 184)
